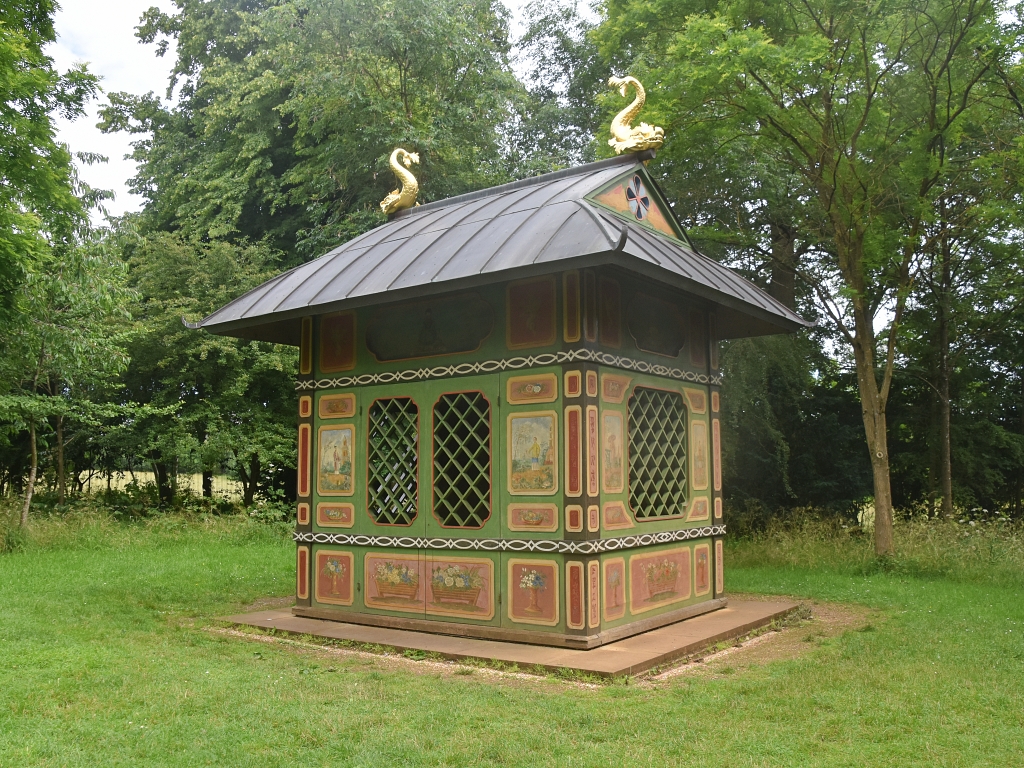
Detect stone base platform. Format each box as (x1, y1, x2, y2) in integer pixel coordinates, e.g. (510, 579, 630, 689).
(222, 598, 797, 677)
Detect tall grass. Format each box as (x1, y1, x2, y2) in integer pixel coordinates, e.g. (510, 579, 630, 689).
(730, 513, 1024, 588)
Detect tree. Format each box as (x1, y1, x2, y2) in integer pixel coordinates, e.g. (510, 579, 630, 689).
(599, 0, 1024, 554)
(0, 1, 97, 325)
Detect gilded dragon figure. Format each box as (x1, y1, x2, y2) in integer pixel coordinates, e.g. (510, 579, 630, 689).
(607, 76, 664, 154)
(380, 148, 420, 215)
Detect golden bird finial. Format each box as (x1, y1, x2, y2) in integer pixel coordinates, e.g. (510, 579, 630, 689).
(380, 148, 420, 215)
(607, 76, 664, 154)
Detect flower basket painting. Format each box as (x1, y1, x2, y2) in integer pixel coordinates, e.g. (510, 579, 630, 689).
(426, 557, 494, 619)
(315, 550, 353, 606)
(365, 554, 423, 612)
(628, 547, 691, 615)
(507, 504, 558, 532)
(317, 425, 354, 496)
(508, 413, 557, 495)
(507, 560, 558, 625)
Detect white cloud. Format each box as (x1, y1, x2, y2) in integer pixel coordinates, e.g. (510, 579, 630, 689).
(48, 0, 177, 221)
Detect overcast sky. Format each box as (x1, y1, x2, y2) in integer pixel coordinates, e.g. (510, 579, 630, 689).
(48, 0, 537, 222)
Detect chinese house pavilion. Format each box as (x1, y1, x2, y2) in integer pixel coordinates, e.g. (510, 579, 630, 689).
(195, 78, 808, 648)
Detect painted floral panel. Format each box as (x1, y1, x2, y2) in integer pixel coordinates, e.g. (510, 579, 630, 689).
(364, 553, 424, 613)
(507, 504, 558, 532)
(316, 502, 354, 528)
(628, 547, 692, 615)
(316, 550, 354, 606)
(507, 559, 559, 626)
(426, 556, 494, 620)
(319, 393, 356, 419)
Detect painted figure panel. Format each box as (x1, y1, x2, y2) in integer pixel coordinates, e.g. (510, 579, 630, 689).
(694, 543, 711, 596)
(508, 412, 558, 495)
(690, 420, 709, 491)
(601, 411, 624, 493)
(317, 425, 355, 496)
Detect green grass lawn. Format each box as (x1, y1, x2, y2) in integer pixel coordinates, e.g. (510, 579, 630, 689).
(1, 510, 1022, 767)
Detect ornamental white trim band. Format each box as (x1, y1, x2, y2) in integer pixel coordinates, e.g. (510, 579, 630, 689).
(291, 525, 726, 554)
(295, 348, 722, 391)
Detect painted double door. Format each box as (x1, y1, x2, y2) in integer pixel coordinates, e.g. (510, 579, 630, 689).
(351, 368, 565, 631)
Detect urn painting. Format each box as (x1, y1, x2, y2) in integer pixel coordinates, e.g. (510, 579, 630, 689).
(196, 148, 808, 648)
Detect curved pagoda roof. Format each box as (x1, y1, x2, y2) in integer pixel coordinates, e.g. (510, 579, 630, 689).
(196, 152, 810, 345)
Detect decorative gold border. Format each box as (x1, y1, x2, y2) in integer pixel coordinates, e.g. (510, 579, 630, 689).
(506, 373, 558, 405)
(564, 370, 582, 398)
(602, 557, 626, 623)
(507, 503, 559, 533)
(316, 502, 355, 528)
(714, 497, 723, 519)
(686, 497, 710, 522)
(299, 317, 312, 375)
(690, 420, 709, 492)
(587, 559, 601, 629)
(296, 546, 310, 600)
(297, 423, 311, 498)
(601, 410, 624, 494)
(318, 393, 356, 419)
(586, 405, 599, 497)
(600, 373, 632, 404)
(315, 549, 355, 606)
(602, 501, 635, 530)
(683, 387, 707, 414)
(694, 543, 712, 597)
(506, 275, 557, 350)
(317, 424, 356, 497)
(297, 502, 310, 525)
(507, 557, 560, 627)
(564, 405, 582, 498)
(563, 270, 581, 343)
(713, 418, 722, 491)
(299, 395, 312, 418)
(364, 552, 423, 613)
(319, 310, 357, 373)
(711, 391, 720, 413)
(425, 555, 495, 621)
(507, 410, 559, 496)
(715, 539, 724, 593)
(628, 546, 692, 615)
(566, 561, 585, 630)
(565, 504, 583, 532)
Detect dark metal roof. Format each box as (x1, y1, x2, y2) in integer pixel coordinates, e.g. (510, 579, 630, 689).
(196, 153, 811, 345)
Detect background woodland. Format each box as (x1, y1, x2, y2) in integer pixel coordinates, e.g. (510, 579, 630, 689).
(3, 0, 1024, 552)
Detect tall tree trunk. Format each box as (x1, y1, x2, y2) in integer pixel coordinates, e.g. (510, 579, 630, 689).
(21, 418, 38, 526)
(936, 236, 954, 519)
(240, 454, 260, 507)
(153, 461, 173, 505)
(768, 221, 798, 310)
(56, 413, 66, 504)
(202, 470, 213, 498)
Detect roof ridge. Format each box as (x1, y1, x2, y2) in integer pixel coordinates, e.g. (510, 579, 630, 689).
(391, 151, 655, 220)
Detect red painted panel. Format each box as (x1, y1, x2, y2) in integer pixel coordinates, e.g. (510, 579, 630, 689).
(567, 407, 581, 496)
(297, 423, 311, 497)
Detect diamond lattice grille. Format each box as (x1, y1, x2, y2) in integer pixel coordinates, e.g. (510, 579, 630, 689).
(628, 387, 687, 518)
(367, 397, 419, 525)
(433, 392, 492, 528)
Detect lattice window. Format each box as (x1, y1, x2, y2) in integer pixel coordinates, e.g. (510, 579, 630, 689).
(433, 392, 492, 528)
(367, 397, 419, 525)
(628, 387, 687, 518)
